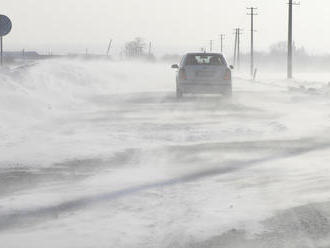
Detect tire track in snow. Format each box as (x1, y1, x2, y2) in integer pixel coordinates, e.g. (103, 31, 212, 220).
(1, 138, 330, 232)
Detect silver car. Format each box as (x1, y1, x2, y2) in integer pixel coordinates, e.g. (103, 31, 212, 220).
(171, 53, 233, 98)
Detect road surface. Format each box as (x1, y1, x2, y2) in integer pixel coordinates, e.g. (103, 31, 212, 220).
(1, 59, 330, 248)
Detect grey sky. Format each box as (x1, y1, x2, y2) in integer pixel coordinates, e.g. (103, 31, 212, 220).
(2, 0, 330, 55)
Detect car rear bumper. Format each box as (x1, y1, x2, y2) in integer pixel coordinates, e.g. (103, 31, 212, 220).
(178, 81, 232, 94)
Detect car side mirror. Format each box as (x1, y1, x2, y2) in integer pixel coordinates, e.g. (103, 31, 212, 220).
(229, 65, 234, 70)
(171, 64, 179, 69)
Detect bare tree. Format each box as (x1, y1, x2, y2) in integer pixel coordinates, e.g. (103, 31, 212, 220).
(270, 41, 288, 55)
(125, 37, 146, 58)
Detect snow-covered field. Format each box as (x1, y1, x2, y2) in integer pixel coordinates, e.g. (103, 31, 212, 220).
(1, 59, 330, 248)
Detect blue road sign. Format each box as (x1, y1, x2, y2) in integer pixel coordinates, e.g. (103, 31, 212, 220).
(0, 15, 12, 37)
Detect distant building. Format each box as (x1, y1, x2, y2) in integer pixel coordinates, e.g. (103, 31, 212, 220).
(3, 51, 40, 59)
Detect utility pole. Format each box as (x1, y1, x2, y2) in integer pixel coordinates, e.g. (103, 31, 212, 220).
(233, 29, 238, 66)
(220, 34, 225, 53)
(106, 39, 112, 57)
(148, 42, 152, 56)
(210, 40, 213, 52)
(234, 28, 242, 70)
(288, 0, 293, 79)
(247, 7, 258, 78)
(288, 0, 299, 79)
(237, 29, 241, 70)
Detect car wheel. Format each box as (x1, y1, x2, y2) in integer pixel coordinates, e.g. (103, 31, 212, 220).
(176, 83, 183, 98)
(223, 84, 232, 98)
(176, 89, 183, 98)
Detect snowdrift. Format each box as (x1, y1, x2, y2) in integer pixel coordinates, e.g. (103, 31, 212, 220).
(0, 59, 172, 167)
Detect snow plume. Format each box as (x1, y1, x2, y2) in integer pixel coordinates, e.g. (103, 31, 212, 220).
(2, 59, 330, 247)
(0, 59, 172, 167)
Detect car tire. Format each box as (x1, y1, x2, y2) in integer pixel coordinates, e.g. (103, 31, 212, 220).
(223, 83, 232, 98)
(176, 83, 183, 98)
(176, 89, 183, 98)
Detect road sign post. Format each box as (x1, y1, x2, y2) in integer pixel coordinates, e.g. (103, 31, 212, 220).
(0, 15, 12, 66)
(1, 36, 3, 66)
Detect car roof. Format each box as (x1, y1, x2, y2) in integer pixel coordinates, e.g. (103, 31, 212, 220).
(185, 53, 224, 56)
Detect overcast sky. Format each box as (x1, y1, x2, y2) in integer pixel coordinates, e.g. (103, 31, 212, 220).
(2, 0, 330, 55)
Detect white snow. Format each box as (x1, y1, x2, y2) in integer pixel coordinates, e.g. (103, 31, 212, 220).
(1, 59, 330, 247)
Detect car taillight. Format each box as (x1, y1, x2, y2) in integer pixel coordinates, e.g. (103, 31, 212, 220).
(179, 68, 187, 80)
(224, 69, 231, 81)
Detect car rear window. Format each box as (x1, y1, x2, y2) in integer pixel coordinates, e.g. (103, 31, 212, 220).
(184, 54, 225, 66)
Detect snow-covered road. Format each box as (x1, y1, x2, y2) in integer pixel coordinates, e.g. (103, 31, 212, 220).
(1, 59, 330, 248)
